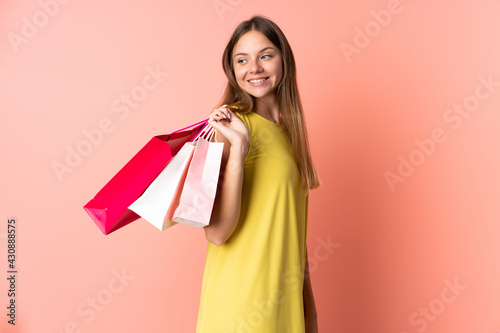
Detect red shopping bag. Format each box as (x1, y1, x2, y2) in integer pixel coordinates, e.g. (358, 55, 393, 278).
(83, 119, 208, 235)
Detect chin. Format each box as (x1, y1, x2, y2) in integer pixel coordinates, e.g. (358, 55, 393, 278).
(246, 92, 270, 99)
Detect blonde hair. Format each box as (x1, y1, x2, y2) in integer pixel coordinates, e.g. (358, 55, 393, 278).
(218, 15, 321, 190)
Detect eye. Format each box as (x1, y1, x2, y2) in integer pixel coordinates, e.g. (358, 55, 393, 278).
(236, 58, 247, 64)
(261, 54, 272, 59)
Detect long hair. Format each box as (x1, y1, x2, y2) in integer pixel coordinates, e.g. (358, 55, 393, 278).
(218, 15, 321, 190)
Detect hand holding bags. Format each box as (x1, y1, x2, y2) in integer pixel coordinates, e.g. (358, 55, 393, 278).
(83, 119, 208, 235)
(172, 126, 224, 228)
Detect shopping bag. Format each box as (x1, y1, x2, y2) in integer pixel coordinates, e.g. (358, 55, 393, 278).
(127, 140, 196, 231)
(83, 119, 208, 235)
(172, 126, 224, 228)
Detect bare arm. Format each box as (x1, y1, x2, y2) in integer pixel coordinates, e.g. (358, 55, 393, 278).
(304, 247, 318, 332)
(203, 106, 249, 246)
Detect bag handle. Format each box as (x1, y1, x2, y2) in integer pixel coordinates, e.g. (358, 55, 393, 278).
(172, 118, 209, 134)
(206, 126, 217, 142)
(169, 119, 219, 144)
(172, 118, 210, 143)
(190, 123, 218, 143)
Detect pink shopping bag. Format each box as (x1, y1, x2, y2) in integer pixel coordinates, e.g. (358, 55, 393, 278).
(83, 119, 208, 235)
(172, 126, 224, 228)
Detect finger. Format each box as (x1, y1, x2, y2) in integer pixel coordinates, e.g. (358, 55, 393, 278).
(211, 109, 229, 121)
(208, 118, 218, 128)
(209, 111, 224, 122)
(216, 108, 229, 119)
(208, 112, 221, 122)
(208, 118, 229, 137)
(210, 114, 230, 130)
(209, 113, 228, 125)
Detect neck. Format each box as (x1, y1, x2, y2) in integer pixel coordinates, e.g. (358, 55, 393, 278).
(253, 95, 280, 124)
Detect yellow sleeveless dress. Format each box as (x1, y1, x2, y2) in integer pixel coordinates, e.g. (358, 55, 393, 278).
(196, 110, 309, 333)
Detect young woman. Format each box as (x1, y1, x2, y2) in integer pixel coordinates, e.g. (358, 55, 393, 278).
(196, 15, 321, 333)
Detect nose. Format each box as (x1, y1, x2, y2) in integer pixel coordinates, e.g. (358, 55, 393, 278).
(249, 58, 263, 73)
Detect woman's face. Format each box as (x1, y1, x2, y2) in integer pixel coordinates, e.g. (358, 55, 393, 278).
(232, 30, 283, 100)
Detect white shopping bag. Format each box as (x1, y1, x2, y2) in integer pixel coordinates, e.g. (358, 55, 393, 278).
(128, 142, 195, 230)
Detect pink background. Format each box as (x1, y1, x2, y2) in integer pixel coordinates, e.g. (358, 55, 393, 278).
(1, 0, 499, 332)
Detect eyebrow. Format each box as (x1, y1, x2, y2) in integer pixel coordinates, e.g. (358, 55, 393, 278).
(233, 46, 276, 58)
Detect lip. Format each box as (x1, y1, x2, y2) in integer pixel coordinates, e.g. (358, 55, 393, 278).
(247, 77, 269, 86)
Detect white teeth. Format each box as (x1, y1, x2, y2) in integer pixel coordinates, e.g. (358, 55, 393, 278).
(249, 78, 267, 83)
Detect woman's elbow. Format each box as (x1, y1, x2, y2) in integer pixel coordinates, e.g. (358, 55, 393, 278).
(204, 224, 233, 246)
(205, 231, 228, 246)
(208, 236, 226, 246)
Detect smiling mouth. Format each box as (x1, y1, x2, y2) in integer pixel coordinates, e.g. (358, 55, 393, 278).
(248, 77, 269, 84)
